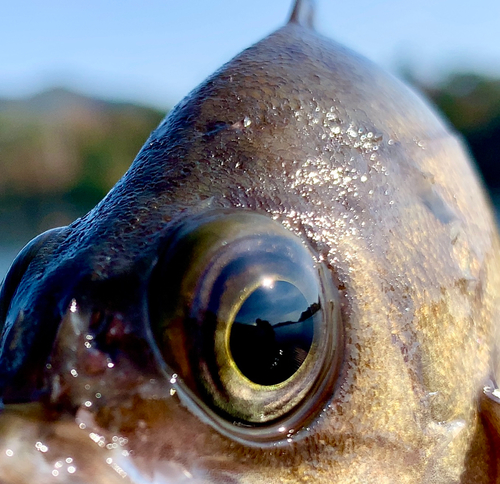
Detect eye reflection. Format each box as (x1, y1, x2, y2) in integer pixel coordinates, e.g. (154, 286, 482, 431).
(229, 280, 318, 386)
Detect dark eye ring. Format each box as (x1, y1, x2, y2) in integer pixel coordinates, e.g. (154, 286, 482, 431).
(149, 210, 342, 444)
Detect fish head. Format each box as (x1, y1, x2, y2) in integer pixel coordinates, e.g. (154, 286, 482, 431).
(1, 1, 500, 483)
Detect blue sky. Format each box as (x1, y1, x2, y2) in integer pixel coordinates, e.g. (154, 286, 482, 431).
(1, 1, 500, 110)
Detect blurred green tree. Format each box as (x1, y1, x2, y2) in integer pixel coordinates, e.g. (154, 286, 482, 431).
(420, 74, 500, 189)
(0, 88, 165, 240)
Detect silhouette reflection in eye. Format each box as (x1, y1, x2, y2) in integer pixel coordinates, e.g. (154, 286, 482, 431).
(229, 280, 318, 386)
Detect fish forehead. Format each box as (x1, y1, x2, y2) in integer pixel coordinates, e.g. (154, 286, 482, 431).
(2, 12, 500, 484)
(77, 24, 449, 262)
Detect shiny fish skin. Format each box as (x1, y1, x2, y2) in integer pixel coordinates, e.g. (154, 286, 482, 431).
(1, 1, 500, 483)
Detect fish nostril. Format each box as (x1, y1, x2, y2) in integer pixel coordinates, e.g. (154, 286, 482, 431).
(204, 120, 231, 137)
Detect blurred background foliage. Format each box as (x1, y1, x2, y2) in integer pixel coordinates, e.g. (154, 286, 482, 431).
(422, 73, 500, 190)
(0, 89, 164, 244)
(0, 71, 499, 272)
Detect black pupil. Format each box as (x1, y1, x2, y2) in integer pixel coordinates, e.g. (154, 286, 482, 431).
(229, 280, 317, 385)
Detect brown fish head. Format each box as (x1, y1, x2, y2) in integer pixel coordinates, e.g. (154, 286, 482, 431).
(1, 1, 500, 482)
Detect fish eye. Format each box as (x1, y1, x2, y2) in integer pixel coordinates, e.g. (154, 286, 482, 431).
(149, 210, 342, 444)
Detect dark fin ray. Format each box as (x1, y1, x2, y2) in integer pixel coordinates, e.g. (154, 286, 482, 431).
(288, 0, 316, 30)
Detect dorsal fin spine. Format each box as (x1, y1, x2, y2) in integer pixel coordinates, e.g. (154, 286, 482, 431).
(288, 0, 316, 30)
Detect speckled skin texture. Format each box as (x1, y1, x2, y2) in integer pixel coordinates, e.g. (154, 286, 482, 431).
(0, 19, 500, 484)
